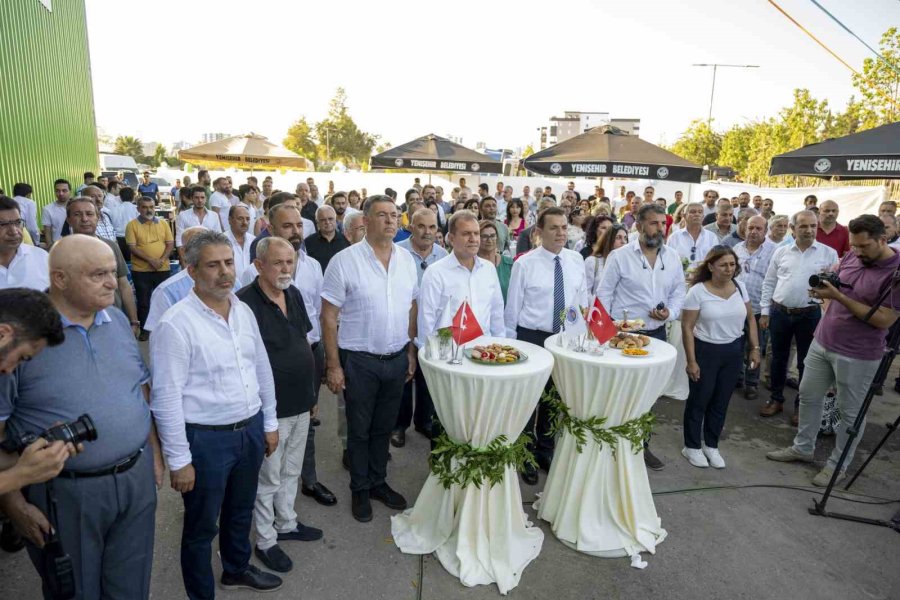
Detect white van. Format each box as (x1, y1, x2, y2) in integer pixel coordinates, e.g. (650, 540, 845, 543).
(99, 153, 139, 172)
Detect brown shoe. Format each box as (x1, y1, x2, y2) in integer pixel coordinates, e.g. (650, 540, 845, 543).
(760, 401, 783, 417)
(791, 412, 799, 427)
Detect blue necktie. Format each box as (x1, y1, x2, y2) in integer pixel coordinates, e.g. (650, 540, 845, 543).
(552, 256, 564, 333)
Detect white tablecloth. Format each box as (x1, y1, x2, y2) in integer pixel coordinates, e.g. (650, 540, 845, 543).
(391, 336, 554, 594)
(662, 321, 689, 400)
(535, 335, 676, 558)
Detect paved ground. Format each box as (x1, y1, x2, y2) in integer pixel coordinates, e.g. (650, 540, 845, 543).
(2, 376, 898, 600)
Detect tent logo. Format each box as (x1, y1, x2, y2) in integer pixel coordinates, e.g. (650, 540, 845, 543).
(656, 167, 669, 179)
(394, 158, 404, 167)
(550, 163, 562, 174)
(814, 158, 832, 173)
(471, 163, 480, 172)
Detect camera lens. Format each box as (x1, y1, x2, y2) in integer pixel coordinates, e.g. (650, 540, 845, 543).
(808, 274, 821, 287)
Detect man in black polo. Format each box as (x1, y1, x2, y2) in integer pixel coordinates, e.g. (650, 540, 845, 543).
(305, 205, 349, 273)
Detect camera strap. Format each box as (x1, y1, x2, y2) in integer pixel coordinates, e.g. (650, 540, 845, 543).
(43, 480, 61, 545)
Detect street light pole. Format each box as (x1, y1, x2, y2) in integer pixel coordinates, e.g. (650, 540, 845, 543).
(692, 63, 759, 125)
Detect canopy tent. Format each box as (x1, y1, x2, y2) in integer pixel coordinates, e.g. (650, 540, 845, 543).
(769, 122, 900, 180)
(177, 133, 312, 170)
(370, 134, 502, 174)
(522, 125, 703, 183)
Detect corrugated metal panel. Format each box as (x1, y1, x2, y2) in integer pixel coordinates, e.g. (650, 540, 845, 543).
(0, 0, 98, 214)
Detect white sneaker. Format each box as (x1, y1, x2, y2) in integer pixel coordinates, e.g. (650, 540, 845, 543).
(681, 447, 708, 468)
(701, 445, 726, 469)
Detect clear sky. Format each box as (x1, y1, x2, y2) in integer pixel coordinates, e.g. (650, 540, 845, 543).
(85, 0, 899, 152)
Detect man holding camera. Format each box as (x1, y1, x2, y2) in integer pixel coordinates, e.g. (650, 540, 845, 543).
(767, 215, 900, 486)
(0, 235, 163, 599)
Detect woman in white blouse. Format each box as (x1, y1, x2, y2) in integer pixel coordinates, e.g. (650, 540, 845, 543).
(681, 245, 760, 469)
(584, 224, 628, 296)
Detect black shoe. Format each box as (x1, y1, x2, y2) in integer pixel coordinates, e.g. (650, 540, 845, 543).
(302, 482, 337, 506)
(390, 429, 406, 448)
(138, 330, 149, 342)
(352, 490, 372, 522)
(277, 523, 323, 542)
(786, 377, 800, 390)
(535, 454, 552, 473)
(254, 545, 293, 573)
(370, 483, 407, 510)
(342, 449, 350, 471)
(221, 564, 283, 592)
(311, 417, 321, 427)
(414, 424, 433, 440)
(644, 448, 665, 471)
(734, 381, 744, 390)
(521, 464, 539, 486)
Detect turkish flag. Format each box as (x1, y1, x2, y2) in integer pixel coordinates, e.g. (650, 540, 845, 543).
(587, 297, 617, 345)
(451, 300, 483, 345)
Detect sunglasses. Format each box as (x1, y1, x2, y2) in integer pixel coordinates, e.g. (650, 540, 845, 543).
(420, 260, 428, 271)
(690, 245, 697, 262)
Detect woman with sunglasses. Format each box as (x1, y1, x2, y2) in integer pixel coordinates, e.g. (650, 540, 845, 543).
(585, 224, 628, 296)
(680, 245, 760, 469)
(477, 220, 515, 302)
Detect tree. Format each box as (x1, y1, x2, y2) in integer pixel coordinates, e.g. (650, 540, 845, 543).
(851, 27, 900, 129)
(314, 88, 378, 167)
(283, 116, 318, 165)
(150, 144, 167, 167)
(668, 119, 722, 167)
(718, 124, 754, 178)
(521, 144, 535, 159)
(113, 135, 144, 159)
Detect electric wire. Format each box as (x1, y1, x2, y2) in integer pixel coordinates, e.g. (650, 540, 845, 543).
(808, 0, 900, 77)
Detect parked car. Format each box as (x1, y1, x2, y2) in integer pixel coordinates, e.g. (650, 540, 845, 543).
(152, 177, 173, 203)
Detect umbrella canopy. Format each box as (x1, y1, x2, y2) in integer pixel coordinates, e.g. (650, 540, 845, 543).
(178, 133, 312, 170)
(769, 122, 900, 179)
(523, 125, 703, 183)
(371, 134, 502, 174)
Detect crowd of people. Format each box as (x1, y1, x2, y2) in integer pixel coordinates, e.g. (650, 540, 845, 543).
(0, 171, 897, 599)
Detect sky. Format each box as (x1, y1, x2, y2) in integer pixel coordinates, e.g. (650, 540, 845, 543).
(84, 0, 899, 153)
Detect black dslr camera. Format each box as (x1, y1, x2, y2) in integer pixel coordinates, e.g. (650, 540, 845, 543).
(0, 414, 97, 454)
(809, 272, 852, 290)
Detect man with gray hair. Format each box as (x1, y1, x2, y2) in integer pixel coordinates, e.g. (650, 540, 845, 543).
(723, 207, 759, 248)
(704, 201, 736, 242)
(305, 204, 349, 273)
(151, 230, 283, 596)
(667, 202, 717, 272)
(144, 227, 209, 333)
(343, 209, 366, 244)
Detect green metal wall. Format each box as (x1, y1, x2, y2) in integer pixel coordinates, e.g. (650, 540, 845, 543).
(0, 0, 98, 211)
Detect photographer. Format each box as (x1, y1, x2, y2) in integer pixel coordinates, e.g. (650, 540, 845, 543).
(767, 215, 900, 487)
(0, 236, 163, 599)
(0, 288, 72, 495)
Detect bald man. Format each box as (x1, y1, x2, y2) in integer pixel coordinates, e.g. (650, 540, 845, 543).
(0, 235, 162, 599)
(815, 200, 850, 257)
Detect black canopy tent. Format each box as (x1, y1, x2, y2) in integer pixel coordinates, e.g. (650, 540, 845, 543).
(370, 134, 503, 174)
(769, 122, 900, 179)
(522, 125, 703, 183)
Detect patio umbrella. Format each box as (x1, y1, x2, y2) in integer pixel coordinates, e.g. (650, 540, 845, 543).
(522, 125, 703, 183)
(177, 133, 312, 170)
(370, 134, 502, 174)
(769, 122, 900, 179)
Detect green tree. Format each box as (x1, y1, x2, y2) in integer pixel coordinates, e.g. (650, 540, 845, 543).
(283, 116, 318, 165)
(150, 144, 167, 167)
(668, 119, 722, 167)
(113, 135, 144, 159)
(851, 27, 900, 128)
(315, 88, 379, 166)
(718, 124, 753, 177)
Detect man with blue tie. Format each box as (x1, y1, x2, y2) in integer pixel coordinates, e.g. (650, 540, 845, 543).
(505, 207, 587, 485)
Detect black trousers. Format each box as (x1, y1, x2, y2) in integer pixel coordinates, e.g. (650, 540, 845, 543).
(516, 326, 555, 464)
(301, 342, 324, 487)
(769, 306, 820, 406)
(116, 236, 131, 262)
(132, 270, 170, 329)
(684, 338, 744, 449)
(396, 363, 432, 432)
(341, 349, 408, 492)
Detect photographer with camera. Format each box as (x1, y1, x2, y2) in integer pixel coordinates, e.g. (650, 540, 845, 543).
(0, 235, 163, 600)
(767, 215, 900, 486)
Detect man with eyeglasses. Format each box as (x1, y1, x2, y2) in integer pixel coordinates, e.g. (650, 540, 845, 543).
(0, 196, 49, 291)
(138, 171, 159, 203)
(305, 205, 349, 274)
(666, 202, 717, 273)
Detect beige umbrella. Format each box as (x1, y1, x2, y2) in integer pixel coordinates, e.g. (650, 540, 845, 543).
(178, 132, 312, 170)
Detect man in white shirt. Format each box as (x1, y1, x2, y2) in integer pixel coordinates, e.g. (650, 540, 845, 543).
(175, 186, 222, 257)
(209, 177, 240, 230)
(225, 204, 255, 281)
(598, 203, 687, 471)
(321, 195, 418, 522)
(104, 179, 122, 211)
(667, 202, 718, 272)
(701, 189, 719, 218)
(759, 210, 838, 424)
(41, 179, 72, 247)
(11, 183, 39, 244)
(505, 206, 587, 484)
(521, 185, 536, 213)
(144, 227, 207, 333)
(0, 196, 49, 290)
(150, 231, 284, 597)
(111, 186, 140, 260)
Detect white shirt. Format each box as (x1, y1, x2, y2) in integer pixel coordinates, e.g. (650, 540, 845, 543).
(209, 192, 239, 230)
(597, 240, 686, 329)
(175, 208, 222, 246)
(225, 229, 255, 281)
(667, 227, 719, 271)
(584, 255, 606, 296)
(760, 241, 838, 315)
(150, 291, 278, 471)
(13, 196, 39, 242)
(321, 238, 418, 353)
(683, 282, 750, 344)
(111, 203, 139, 237)
(240, 250, 324, 343)
(418, 253, 505, 347)
(505, 246, 588, 336)
(40, 202, 67, 243)
(0, 244, 49, 291)
(144, 269, 192, 332)
(703, 203, 717, 217)
(104, 193, 122, 210)
(612, 197, 627, 214)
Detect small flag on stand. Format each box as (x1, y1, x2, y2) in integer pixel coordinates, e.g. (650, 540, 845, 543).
(587, 297, 617, 344)
(451, 300, 483, 345)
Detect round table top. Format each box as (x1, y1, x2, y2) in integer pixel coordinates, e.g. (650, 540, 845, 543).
(419, 336, 554, 380)
(544, 333, 677, 370)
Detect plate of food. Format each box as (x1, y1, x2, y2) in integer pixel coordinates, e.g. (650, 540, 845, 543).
(621, 347, 651, 358)
(608, 332, 651, 350)
(615, 318, 645, 333)
(465, 344, 527, 365)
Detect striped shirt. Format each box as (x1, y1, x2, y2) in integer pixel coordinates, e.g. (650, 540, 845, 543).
(734, 238, 777, 313)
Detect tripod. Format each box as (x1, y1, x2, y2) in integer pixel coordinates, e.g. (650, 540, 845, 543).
(809, 270, 900, 531)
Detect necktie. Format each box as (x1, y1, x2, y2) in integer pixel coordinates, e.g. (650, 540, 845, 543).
(552, 256, 564, 333)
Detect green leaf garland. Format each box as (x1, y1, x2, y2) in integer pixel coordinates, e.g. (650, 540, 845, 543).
(429, 432, 536, 490)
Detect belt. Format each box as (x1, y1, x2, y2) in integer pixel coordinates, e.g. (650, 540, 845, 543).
(638, 325, 666, 335)
(60, 448, 143, 479)
(186, 415, 254, 431)
(348, 344, 408, 361)
(773, 301, 820, 315)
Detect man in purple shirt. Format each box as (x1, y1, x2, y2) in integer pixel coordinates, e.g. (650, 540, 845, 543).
(767, 215, 900, 487)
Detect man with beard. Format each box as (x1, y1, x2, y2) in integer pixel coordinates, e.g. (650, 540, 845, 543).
(330, 192, 349, 232)
(0, 196, 49, 291)
(752, 195, 763, 211)
(41, 179, 72, 247)
(761, 198, 775, 220)
(151, 231, 283, 597)
(127, 196, 174, 340)
(598, 203, 686, 471)
(480, 197, 509, 253)
(881, 214, 900, 250)
(701, 189, 719, 218)
(210, 177, 240, 230)
(225, 205, 255, 281)
(421, 184, 446, 224)
(261, 177, 274, 202)
(815, 200, 850, 257)
(175, 187, 222, 260)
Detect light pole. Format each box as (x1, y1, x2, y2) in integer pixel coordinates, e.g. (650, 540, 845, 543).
(692, 63, 759, 124)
